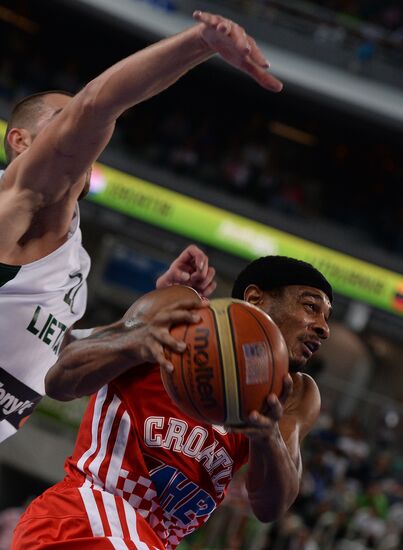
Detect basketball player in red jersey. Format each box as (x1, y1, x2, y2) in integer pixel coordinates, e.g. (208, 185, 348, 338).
(13, 256, 332, 549)
(0, 9, 280, 441)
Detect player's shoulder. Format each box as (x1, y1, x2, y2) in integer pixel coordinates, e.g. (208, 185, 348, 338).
(289, 372, 319, 399)
(0, 165, 12, 191)
(286, 372, 321, 435)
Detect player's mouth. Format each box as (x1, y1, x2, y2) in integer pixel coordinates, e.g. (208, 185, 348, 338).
(301, 340, 320, 359)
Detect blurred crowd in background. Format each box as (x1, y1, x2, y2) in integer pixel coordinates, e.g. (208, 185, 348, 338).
(313, 0, 403, 27)
(154, 0, 403, 71)
(224, 0, 403, 37)
(145, 0, 403, 37)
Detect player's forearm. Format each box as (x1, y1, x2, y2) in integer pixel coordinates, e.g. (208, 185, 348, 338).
(45, 322, 144, 401)
(18, 23, 213, 199)
(82, 24, 212, 122)
(246, 428, 300, 522)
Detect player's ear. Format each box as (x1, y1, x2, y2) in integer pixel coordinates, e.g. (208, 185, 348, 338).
(7, 128, 33, 158)
(244, 284, 264, 305)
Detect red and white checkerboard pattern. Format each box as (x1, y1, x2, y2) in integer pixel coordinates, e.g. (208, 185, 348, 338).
(113, 468, 210, 549)
(115, 470, 157, 510)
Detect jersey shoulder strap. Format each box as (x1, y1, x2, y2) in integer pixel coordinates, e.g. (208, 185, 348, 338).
(0, 263, 21, 288)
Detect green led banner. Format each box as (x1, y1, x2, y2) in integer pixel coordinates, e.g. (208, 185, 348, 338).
(2, 119, 403, 316)
(0, 120, 6, 164)
(89, 163, 403, 317)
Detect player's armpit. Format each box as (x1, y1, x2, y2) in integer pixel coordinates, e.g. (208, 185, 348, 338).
(0, 185, 45, 259)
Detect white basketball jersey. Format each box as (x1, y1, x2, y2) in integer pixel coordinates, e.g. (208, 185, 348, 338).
(0, 196, 91, 442)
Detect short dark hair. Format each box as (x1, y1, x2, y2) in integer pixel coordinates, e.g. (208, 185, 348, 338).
(4, 90, 73, 163)
(232, 256, 333, 302)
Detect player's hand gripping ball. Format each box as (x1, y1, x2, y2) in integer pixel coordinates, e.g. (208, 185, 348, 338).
(161, 292, 289, 427)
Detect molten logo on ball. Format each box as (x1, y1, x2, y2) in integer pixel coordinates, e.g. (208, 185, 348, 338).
(194, 327, 217, 409)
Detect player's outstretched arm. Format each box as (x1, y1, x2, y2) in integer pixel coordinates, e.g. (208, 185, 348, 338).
(156, 244, 216, 297)
(45, 292, 205, 401)
(1, 12, 281, 258)
(239, 373, 320, 522)
(5, 11, 282, 205)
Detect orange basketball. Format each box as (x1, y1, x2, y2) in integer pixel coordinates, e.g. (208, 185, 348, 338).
(162, 298, 289, 427)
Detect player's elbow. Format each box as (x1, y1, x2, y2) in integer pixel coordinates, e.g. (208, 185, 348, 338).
(45, 367, 74, 402)
(54, 82, 112, 144)
(78, 80, 118, 120)
(250, 500, 290, 523)
(249, 488, 299, 523)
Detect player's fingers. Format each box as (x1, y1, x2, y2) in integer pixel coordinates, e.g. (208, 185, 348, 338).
(189, 261, 210, 286)
(140, 337, 175, 373)
(156, 268, 190, 289)
(152, 298, 207, 336)
(186, 243, 207, 265)
(185, 245, 209, 276)
(156, 308, 202, 327)
(170, 267, 191, 283)
(160, 359, 174, 374)
(154, 329, 187, 354)
(262, 394, 283, 421)
(193, 11, 221, 29)
(230, 412, 271, 433)
(229, 23, 251, 55)
(240, 57, 283, 92)
(279, 374, 293, 405)
(197, 266, 216, 291)
(163, 297, 205, 312)
(248, 37, 270, 68)
(166, 267, 191, 284)
(191, 267, 216, 296)
(160, 358, 174, 374)
(199, 256, 210, 280)
(200, 280, 217, 298)
(157, 244, 208, 288)
(175, 265, 194, 277)
(156, 348, 175, 374)
(175, 244, 201, 268)
(217, 20, 232, 36)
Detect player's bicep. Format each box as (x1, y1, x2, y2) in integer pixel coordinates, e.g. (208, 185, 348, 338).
(47, 92, 116, 177)
(13, 93, 115, 204)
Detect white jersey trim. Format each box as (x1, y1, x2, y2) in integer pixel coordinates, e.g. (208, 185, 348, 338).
(77, 386, 108, 474)
(78, 487, 105, 537)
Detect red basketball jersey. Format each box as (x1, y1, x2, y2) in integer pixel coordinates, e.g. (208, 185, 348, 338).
(65, 364, 249, 549)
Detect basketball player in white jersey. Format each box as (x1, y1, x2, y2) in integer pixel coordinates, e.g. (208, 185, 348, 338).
(0, 10, 282, 442)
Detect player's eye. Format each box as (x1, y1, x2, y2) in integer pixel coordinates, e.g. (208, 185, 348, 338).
(304, 302, 316, 311)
